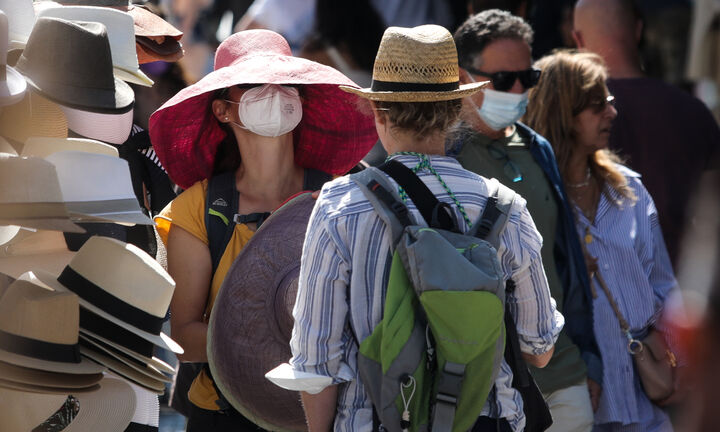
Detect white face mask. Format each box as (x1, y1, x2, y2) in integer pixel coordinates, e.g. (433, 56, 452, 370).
(468, 74, 529, 130)
(229, 84, 303, 137)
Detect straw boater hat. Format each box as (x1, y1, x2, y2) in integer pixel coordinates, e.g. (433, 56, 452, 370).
(0, 376, 136, 432)
(0, 11, 27, 107)
(33, 236, 183, 372)
(0, 280, 105, 378)
(340, 24, 488, 102)
(149, 29, 377, 190)
(0, 154, 84, 233)
(208, 192, 316, 431)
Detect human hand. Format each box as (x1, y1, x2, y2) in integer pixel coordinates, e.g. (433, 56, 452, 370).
(587, 378, 602, 412)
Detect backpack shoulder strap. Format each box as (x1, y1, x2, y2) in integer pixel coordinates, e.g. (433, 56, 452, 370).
(350, 167, 411, 248)
(303, 168, 333, 191)
(204, 171, 239, 276)
(471, 178, 516, 249)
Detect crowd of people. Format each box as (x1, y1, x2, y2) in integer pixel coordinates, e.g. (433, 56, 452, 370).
(0, 0, 718, 432)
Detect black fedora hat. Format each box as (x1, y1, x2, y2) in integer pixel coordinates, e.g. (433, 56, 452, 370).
(15, 17, 133, 114)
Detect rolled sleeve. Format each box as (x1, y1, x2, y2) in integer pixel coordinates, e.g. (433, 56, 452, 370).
(287, 190, 354, 391)
(499, 200, 564, 356)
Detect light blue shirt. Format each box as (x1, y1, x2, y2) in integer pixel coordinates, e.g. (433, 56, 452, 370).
(287, 155, 563, 431)
(575, 166, 676, 430)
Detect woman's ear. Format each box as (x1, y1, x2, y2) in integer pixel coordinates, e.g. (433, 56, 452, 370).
(212, 99, 231, 123)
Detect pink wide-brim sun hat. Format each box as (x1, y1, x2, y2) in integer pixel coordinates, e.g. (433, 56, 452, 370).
(149, 30, 378, 190)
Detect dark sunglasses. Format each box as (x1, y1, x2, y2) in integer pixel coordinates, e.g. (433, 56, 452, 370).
(589, 95, 616, 113)
(466, 67, 541, 92)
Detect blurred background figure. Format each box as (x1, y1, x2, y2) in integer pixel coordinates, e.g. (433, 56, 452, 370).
(573, 0, 720, 268)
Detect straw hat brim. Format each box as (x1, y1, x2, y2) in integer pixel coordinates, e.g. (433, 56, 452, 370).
(0, 338, 106, 375)
(0, 216, 86, 234)
(0, 248, 75, 279)
(339, 81, 489, 102)
(80, 346, 166, 394)
(80, 328, 175, 374)
(0, 360, 104, 389)
(79, 333, 171, 383)
(0, 376, 136, 432)
(0, 376, 101, 394)
(34, 269, 183, 354)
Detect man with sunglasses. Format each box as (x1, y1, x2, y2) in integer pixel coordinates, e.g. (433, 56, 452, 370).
(450, 9, 601, 432)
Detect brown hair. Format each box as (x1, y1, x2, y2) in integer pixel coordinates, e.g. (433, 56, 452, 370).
(374, 100, 463, 141)
(524, 50, 636, 203)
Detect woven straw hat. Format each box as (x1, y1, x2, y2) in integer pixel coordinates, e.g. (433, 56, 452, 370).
(0, 90, 68, 146)
(0, 230, 75, 279)
(340, 25, 488, 102)
(33, 236, 183, 355)
(0, 376, 136, 432)
(208, 192, 315, 431)
(0, 279, 105, 375)
(21, 136, 119, 158)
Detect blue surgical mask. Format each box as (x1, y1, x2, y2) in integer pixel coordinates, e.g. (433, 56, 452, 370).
(468, 74, 529, 130)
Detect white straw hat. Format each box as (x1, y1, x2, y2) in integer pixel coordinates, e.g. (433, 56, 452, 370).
(80, 346, 166, 394)
(0, 230, 75, 279)
(36, 5, 153, 87)
(0, 279, 105, 375)
(22, 136, 119, 158)
(44, 151, 153, 226)
(60, 104, 134, 145)
(0, 154, 84, 233)
(0, 375, 136, 432)
(0, 11, 27, 106)
(340, 25, 488, 102)
(33, 236, 183, 355)
(79, 332, 171, 383)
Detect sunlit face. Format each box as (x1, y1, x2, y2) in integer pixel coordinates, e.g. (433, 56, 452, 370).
(572, 91, 617, 153)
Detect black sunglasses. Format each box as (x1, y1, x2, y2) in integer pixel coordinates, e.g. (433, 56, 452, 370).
(466, 67, 541, 92)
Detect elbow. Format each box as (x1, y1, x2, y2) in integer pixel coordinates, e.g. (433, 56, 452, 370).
(523, 345, 555, 368)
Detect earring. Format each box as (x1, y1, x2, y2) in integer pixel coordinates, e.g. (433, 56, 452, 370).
(224, 116, 229, 121)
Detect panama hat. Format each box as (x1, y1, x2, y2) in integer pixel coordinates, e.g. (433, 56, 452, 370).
(44, 151, 153, 226)
(22, 136, 119, 158)
(79, 345, 167, 394)
(125, 380, 160, 432)
(0, 375, 136, 431)
(0, 359, 103, 389)
(37, 6, 154, 87)
(15, 17, 134, 114)
(0, 11, 27, 107)
(61, 104, 134, 145)
(0, 154, 84, 233)
(208, 192, 316, 431)
(79, 332, 171, 383)
(33, 236, 183, 355)
(0, 230, 75, 279)
(339, 25, 488, 102)
(0, 90, 68, 146)
(149, 29, 377, 189)
(0, 0, 35, 51)
(0, 279, 105, 375)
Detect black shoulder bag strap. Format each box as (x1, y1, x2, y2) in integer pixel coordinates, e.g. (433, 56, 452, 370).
(379, 160, 459, 231)
(205, 171, 239, 276)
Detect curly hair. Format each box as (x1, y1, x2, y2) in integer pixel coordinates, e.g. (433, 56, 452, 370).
(374, 100, 463, 142)
(525, 50, 636, 203)
(454, 9, 534, 70)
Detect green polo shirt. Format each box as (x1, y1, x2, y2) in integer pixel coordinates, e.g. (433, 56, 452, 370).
(455, 126, 586, 394)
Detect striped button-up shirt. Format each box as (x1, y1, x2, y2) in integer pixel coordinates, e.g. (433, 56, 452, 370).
(288, 155, 563, 431)
(577, 166, 676, 430)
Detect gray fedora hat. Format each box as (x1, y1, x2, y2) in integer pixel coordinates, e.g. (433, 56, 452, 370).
(15, 17, 133, 114)
(208, 192, 316, 431)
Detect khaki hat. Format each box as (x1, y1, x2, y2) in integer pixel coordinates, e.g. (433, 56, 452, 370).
(0, 154, 84, 233)
(0, 375, 136, 432)
(80, 345, 166, 394)
(0, 359, 103, 389)
(33, 236, 183, 355)
(21, 136, 119, 158)
(79, 332, 171, 383)
(340, 25, 488, 102)
(44, 151, 154, 226)
(0, 279, 105, 375)
(0, 230, 75, 279)
(0, 90, 68, 145)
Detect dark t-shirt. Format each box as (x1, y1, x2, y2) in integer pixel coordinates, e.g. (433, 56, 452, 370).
(607, 77, 720, 265)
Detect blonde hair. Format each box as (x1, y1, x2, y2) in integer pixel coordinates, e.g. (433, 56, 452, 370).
(525, 50, 636, 203)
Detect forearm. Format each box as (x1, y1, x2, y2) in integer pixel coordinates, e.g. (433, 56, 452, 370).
(172, 320, 209, 362)
(301, 386, 338, 432)
(522, 345, 554, 368)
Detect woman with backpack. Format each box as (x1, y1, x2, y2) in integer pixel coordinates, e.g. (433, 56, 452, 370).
(525, 50, 678, 431)
(148, 29, 376, 431)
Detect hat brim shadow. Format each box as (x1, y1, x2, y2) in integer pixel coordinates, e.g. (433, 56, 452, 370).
(33, 269, 183, 354)
(339, 80, 489, 102)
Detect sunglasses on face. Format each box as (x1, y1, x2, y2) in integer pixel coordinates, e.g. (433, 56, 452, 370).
(466, 67, 541, 92)
(588, 95, 616, 113)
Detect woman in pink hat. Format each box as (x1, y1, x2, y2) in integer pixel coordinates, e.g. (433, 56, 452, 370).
(150, 29, 376, 431)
